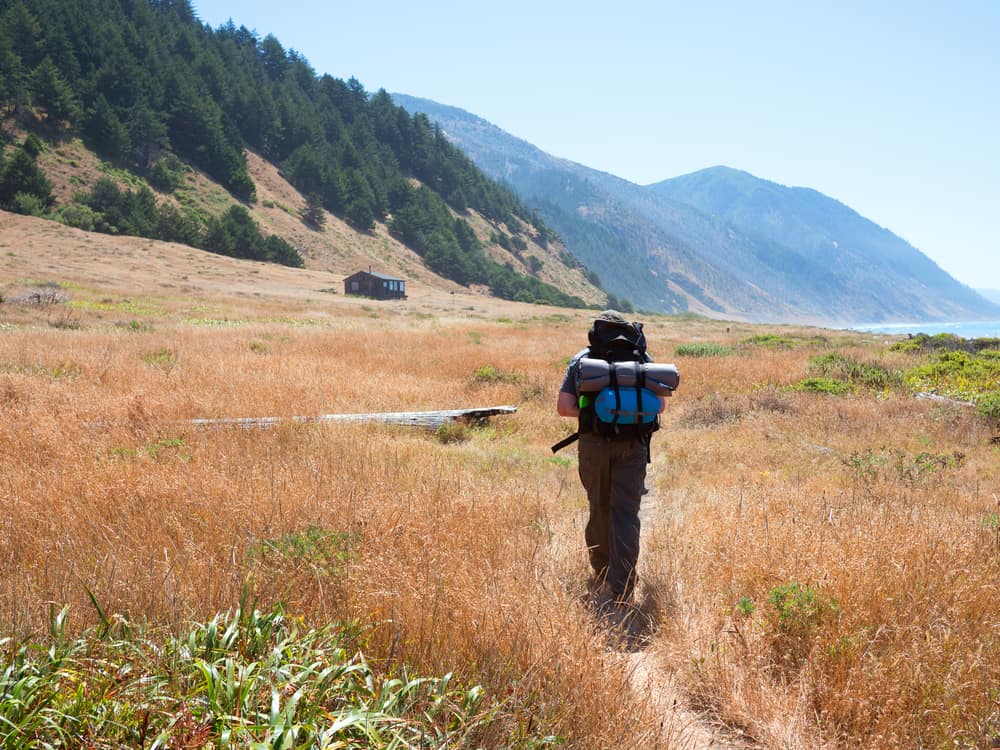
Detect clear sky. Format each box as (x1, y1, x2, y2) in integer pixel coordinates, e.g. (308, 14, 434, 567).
(190, 0, 1000, 290)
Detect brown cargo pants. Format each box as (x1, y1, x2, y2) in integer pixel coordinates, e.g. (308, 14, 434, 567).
(578, 433, 648, 602)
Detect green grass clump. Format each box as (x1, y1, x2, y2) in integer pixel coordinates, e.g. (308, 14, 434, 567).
(141, 348, 176, 369)
(0, 606, 532, 749)
(470, 365, 523, 385)
(809, 351, 903, 390)
(674, 342, 734, 357)
(249, 526, 358, 576)
(795, 377, 853, 395)
(745, 333, 796, 349)
(435, 422, 472, 444)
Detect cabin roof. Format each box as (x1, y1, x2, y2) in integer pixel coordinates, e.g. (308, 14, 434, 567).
(348, 270, 405, 282)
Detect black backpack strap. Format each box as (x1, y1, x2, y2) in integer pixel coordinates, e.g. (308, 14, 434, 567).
(609, 362, 621, 434)
(551, 432, 580, 453)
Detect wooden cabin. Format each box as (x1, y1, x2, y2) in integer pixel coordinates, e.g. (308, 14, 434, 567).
(343, 270, 407, 300)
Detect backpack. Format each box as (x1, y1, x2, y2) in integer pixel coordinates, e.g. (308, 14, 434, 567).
(551, 318, 663, 454)
(580, 319, 660, 440)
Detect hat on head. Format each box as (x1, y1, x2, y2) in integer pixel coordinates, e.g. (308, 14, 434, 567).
(595, 309, 627, 324)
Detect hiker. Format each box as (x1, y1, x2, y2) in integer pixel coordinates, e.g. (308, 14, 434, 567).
(555, 310, 673, 608)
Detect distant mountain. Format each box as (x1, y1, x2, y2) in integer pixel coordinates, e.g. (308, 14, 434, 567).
(977, 289, 1000, 306)
(648, 167, 999, 323)
(393, 94, 1000, 324)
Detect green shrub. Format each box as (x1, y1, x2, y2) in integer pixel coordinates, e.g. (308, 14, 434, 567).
(767, 582, 839, 666)
(55, 202, 98, 231)
(795, 377, 853, 395)
(890, 332, 998, 354)
(904, 350, 1000, 406)
(769, 583, 838, 629)
(978, 392, 1000, 420)
(250, 526, 357, 576)
(142, 348, 176, 369)
(745, 333, 795, 349)
(809, 351, 902, 390)
(674, 342, 734, 357)
(148, 154, 186, 192)
(118, 319, 153, 332)
(470, 365, 523, 385)
(435, 422, 472, 444)
(12, 192, 47, 216)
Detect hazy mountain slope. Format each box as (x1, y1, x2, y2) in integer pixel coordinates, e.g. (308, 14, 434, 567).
(978, 289, 1000, 306)
(393, 94, 999, 324)
(649, 167, 1000, 321)
(391, 94, 767, 317)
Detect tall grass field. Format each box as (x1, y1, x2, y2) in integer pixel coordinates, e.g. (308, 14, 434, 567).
(2, 267, 999, 747)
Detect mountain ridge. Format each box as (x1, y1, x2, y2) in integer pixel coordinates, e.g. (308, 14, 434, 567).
(392, 93, 1000, 325)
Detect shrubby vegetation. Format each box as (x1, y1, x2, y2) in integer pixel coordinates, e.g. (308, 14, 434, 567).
(888, 334, 1000, 419)
(674, 342, 734, 357)
(808, 351, 902, 391)
(0, 134, 53, 214)
(54, 176, 304, 267)
(0, 0, 584, 304)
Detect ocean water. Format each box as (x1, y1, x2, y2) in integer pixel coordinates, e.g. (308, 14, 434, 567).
(850, 321, 1000, 339)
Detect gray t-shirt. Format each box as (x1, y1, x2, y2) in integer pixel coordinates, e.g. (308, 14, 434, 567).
(559, 348, 591, 396)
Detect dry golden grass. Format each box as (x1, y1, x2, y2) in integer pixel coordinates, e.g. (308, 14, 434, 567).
(2, 223, 999, 747)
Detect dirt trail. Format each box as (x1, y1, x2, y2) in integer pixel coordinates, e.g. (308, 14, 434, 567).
(620, 490, 749, 748)
(552, 459, 751, 749)
(615, 648, 746, 749)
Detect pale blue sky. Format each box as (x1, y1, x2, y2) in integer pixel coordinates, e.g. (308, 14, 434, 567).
(191, 0, 1000, 290)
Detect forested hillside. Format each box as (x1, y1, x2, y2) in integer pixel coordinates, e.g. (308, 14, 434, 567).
(0, 0, 592, 307)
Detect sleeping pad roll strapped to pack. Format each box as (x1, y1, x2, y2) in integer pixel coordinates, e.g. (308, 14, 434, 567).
(576, 358, 680, 396)
(593, 386, 661, 424)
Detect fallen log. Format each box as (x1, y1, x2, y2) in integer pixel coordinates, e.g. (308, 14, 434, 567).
(187, 405, 517, 431)
(915, 392, 975, 408)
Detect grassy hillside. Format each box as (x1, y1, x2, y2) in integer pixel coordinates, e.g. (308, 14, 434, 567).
(2, 219, 999, 747)
(5, 121, 604, 306)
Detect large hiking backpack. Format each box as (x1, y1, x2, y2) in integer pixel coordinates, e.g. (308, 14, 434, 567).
(551, 318, 671, 455)
(580, 318, 659, 440)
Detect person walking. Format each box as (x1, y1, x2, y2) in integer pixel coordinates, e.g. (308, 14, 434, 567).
(555, 310, 667, 609)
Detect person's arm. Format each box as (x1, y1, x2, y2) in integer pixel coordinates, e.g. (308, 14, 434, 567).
(658, 393, 669, 413)
(556, 390, 579, 418)
(556, 349, 586, 418)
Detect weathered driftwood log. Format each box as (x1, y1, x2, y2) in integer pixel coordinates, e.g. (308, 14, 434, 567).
(915, 392, 975, 408)
(188, 405, 517, 431)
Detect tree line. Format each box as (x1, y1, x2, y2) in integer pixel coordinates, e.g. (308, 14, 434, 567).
(0, 0, 585, 306)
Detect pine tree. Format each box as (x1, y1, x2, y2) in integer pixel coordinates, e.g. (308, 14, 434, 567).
(84, 95, 131, 162)
(29, 57, 79, 123)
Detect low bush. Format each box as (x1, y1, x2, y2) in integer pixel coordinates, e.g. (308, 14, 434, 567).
(470, 364, 523, 385)
(904, 350, 1000, 417)
(674, 342, 734, 357)
(795, 377, 853, 395)
(808, 351, 903, 390)
(745, 333, 796, 349)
